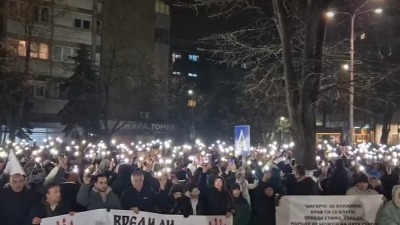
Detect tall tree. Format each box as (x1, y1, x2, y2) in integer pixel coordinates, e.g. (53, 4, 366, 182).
(59, 46, 101, 140)
(177, 0, 333, 168)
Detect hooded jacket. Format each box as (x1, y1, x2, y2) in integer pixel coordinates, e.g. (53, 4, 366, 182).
(76, 183, 122, 210)
(200, 174, 235, 216)
(379, 185, 400, 225)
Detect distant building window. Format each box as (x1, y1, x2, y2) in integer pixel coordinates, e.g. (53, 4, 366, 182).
(33, 6, 50, 23)
(9, 1, 49, 22)
(53, 46, 76, 63)
(155, 28, 169, 44)
(189, 54, 199, 62)
(9, 40, 48, 59)
(9, 1, 29, 20)
(96, 20, 102, 34)
(74, 18, 91, 29)
(188, 73, 198, 78)
(172, 52, 181, 62)
(34, 85, 47, 98)
(155, 0, 170, 15)
(172, 71, 181, 75)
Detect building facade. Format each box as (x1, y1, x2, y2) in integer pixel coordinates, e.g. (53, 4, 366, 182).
(0, 0, 172, 143)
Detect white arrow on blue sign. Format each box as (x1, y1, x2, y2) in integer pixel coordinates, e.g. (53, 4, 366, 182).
(235, 125, 251, 156)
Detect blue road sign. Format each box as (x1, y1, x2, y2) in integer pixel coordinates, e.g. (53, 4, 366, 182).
(235, 125, 251, 156)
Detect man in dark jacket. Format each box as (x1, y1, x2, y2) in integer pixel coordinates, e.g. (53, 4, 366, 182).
(77, 174, 122, 210)
(0, 173, 37, 225)
(121, 171, 162, 213)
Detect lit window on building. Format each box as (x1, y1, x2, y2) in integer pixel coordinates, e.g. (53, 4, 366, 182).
(155, 0, 170, 15)
(188, 73, 198, 78)
(172, 52, 182, 62)
(10, 40, 49, 59)
(189, 54, 199, 62)
(172, 71, 181, 75)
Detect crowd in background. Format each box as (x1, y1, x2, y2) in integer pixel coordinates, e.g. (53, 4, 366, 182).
(1, 143, 400, 225)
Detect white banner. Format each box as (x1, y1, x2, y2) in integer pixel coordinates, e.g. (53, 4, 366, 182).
(276, 195, 384, 225)
(41, 209, 232, 225)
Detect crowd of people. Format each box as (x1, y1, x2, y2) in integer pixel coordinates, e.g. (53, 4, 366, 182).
(1, 144, 400, 225)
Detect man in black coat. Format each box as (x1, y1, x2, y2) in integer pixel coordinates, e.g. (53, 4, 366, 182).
(121, 171, 163, 213)
(0, 173, 37, 225)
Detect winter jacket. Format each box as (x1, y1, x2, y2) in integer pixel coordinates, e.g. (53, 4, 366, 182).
(76, 183, 122, 210)
(232, 195, 251, 225)
(346, 186, 379, 195)
(121, 186, 159, 212)
(26, 201, 71, 225)
(0, 186, 37, 225)
(379, 185, 400, 225)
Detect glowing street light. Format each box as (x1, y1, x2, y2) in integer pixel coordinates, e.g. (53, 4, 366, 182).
(374, 8, 383, 14)
(326, 11, 335, 18)
(342, 64, 350, 70)
(188, 90, 194, 95)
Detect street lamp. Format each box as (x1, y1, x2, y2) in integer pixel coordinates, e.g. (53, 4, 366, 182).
(326, 11, 335, 18)
(188, 89, 194, 95)
(326, 7, 382, 146)
(342, 64, 350, 70)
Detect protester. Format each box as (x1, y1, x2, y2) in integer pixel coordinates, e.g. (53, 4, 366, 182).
(0, 173, 37, 225)
(27, 183, 75, 225)
(292, 165, 317, 195)
(76, 174, 122, 210)
(325, 158, 351, 195)
(182, 182, 204, 216)
(230, 183, 251, 225)
(121, 170, 163, 213)
(346, 173, 379, 195)
(379, 185, 400, 224)
(254, 184, 276, 225)
(200, 165, 235, 217)
(60, 172, 85, 212)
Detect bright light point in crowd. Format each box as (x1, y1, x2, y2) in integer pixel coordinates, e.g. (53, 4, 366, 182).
(374, 8, 383, 14)
(111, 139, 116, 145)
(342, 64, 350, 70)
(280, 117, 285, 121)
(359, 165, 365, 171)
(247, 160, 251, 165)
(35, 157, 41, 163)
(74, 152, 79, 157)
(188, 90, 194, 95)
(316, 156, 321, 161)
(258, 161, 262, 166)
(326, 11, 335, 18)
(252, 170, 255, 174)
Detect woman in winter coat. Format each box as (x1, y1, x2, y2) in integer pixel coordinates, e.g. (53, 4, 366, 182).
(254, 184, 276, 225)
(379, 185, 400, 225)
(230, 183, 251, 225)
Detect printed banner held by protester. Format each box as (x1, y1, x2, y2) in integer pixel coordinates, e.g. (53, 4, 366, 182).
(41, 209, 233, 225)
(276, 195, 384, 225)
